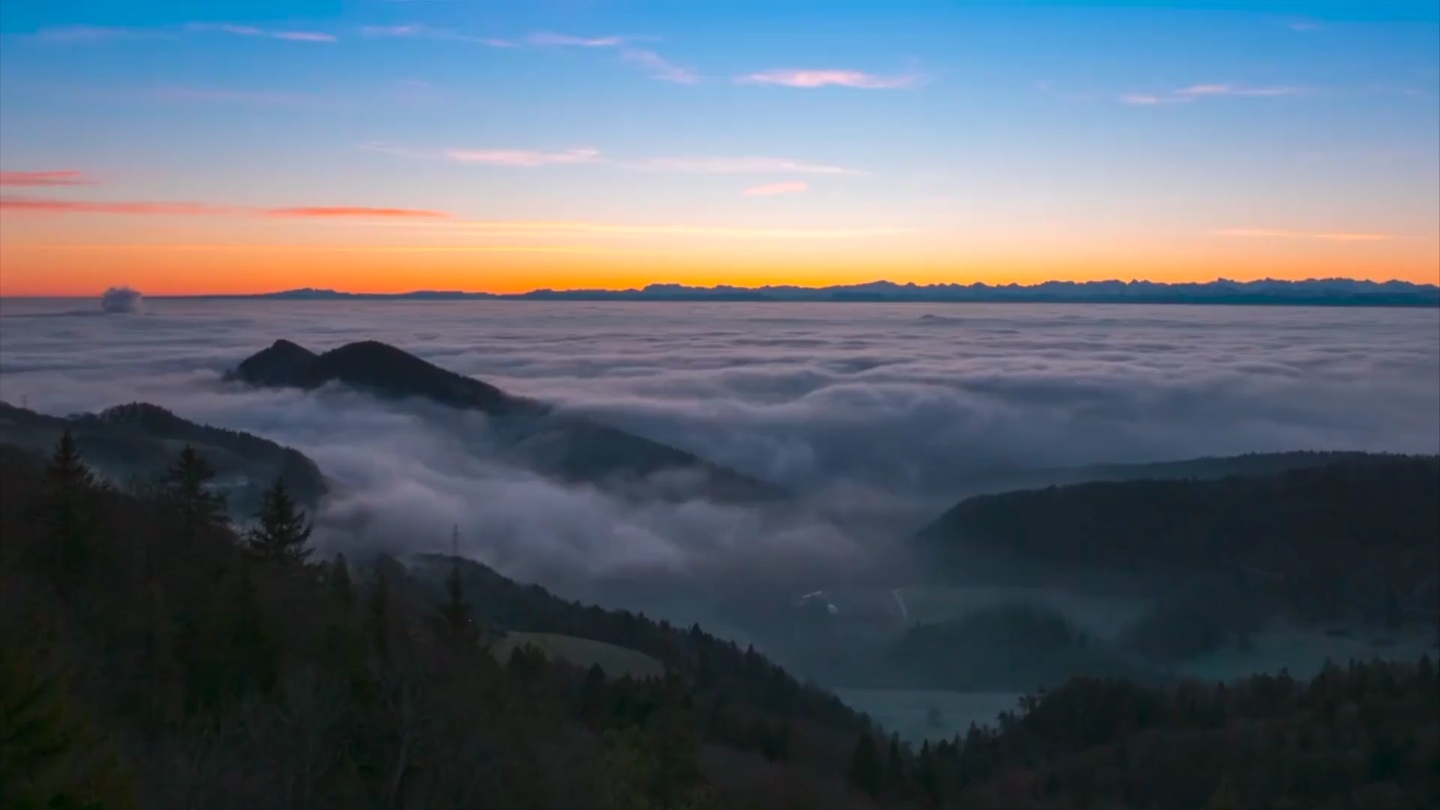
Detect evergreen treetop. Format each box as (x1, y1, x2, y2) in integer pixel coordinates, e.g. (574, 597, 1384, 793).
(245, 476, 313, 566)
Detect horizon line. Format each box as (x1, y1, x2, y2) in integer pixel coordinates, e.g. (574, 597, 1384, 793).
(3, 276, 1438, 302)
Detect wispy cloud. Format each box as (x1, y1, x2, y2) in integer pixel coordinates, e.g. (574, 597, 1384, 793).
(1121, 83, 1306, 105)
(742, 182, 808, 197)
(527, 32, 627, 47)
(621, 49, 697, 84)
(1215, 228, 1393, 242)
(33, 25, 152, 44)
(185, 22, 338, 42)
(1177, 84, 1303, 98)
(0, 195, 449, 219)
(262, 206, 449, 219)
(736, 69, 922, 89)
(1118, 93, 1179, 106)
(271, 31, 338, 42)
(444, 148, 601, 167)
(360, 24, 426, 37)
(17, 244, 639, 255)
(0, 197, 234, 216)
(37, 22, 337, 44)
(372, 144, 863, 175)
(359, 24, 514, 47)
(1289, 20, 1321, 32)
(624, 156, 862, 175)
(408, 220, 911, 240)
(138, 87, 319, 106)
(0, 171, 97, 187)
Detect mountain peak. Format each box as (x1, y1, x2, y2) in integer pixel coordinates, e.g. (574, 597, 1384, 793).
(229, 339, 530, 416)
(229, 339, 318, 387)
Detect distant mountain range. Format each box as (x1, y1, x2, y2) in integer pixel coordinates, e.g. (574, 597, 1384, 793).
(177, 278, 1440, 306)
(0, 400, 325, 516)
(226, 339, 787, 504)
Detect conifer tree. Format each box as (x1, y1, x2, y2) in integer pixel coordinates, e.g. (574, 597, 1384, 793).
(161, 445, 228, 534)
(329, 553, 354, 611)
(848, 731, 883, 798)
(885, 732, 906, 789)
(915, 741, 942, 806)
(245, 476, 313, 565)
(38, 429, 99, 588)
(367, 568, 392, 663)
(438, 526, 477, 649)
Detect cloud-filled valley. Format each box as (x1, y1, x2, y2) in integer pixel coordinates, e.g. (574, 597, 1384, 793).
(1, 298, 1437, 618)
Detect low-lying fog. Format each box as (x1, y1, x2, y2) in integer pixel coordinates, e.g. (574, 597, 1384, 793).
(4, 297, 1437, 737)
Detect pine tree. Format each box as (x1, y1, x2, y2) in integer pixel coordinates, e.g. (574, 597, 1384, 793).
(885, 732, 906, 789)
(367, 569, 392, 663)
(848, 731, 884, 798)
(439, 526, 477, 649)
(695, 646, 716, 690)
(915, 741, 943, 806)
(161, 445, 228, 535)
(245, 476, 313, 565)
(330, 553, 355, 611)
(37, 429, 99, 589)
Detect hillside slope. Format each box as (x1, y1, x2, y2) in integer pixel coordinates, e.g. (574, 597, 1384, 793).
(916, 455, 1440, 625)
(0, 400, 325, 514)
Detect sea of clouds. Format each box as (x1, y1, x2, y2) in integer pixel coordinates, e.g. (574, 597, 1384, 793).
(1, 297, 1437, 615)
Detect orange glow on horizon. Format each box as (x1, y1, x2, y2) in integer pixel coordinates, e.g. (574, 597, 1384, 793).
(1, 237, 1435, 297)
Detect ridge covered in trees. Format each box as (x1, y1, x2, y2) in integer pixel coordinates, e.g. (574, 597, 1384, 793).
(4, 436, 1438, 809)
(916, 454, 1440, 626)
(0, 400, 325, 515)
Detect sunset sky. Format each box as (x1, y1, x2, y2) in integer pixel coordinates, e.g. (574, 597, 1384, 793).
(1, 0, 1437, 296)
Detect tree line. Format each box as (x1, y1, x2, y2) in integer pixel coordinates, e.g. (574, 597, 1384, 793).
(4, 434, 1436, 809)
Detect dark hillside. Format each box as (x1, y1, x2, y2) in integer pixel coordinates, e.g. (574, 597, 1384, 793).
(917, 455, 1440, 625)
(0, 400, 325, 514)
(0, 442, 881, 809)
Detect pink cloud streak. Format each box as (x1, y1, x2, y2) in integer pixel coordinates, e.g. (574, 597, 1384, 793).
(0, 171, 97, 187)
(742, 182, 808, 196)
(445, 148, 601, 167)
(737, 69, 921, 89)
(0, 196, 449, 219)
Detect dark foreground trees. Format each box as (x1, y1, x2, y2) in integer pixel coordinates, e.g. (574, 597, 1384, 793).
(3, 435, 1437, 809)
(0, 440, 889, 809)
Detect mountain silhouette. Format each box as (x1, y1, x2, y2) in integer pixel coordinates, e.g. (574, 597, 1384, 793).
(200, 277, 1440, 307)
(227, 339, 785, 503)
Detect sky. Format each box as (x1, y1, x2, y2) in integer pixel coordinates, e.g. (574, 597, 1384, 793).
(0, 0, 1437, 295)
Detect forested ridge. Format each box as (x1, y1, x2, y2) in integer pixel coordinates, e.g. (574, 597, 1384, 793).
(918, 455, 1440, 623)
(4, 436, 1438, 809)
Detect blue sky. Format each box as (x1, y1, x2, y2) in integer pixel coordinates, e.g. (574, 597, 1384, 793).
(0, 0, 1436, 294)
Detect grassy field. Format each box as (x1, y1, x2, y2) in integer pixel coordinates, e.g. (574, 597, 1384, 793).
(833, 688, 1021, 744)
(492, 631, 666, 679)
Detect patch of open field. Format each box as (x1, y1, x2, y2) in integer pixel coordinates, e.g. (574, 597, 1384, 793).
(833, 688, 1022, 745)
(492, 631, 666, 679)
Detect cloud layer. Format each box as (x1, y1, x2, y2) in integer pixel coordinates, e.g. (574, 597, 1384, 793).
(1, 299, 1435, 610)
